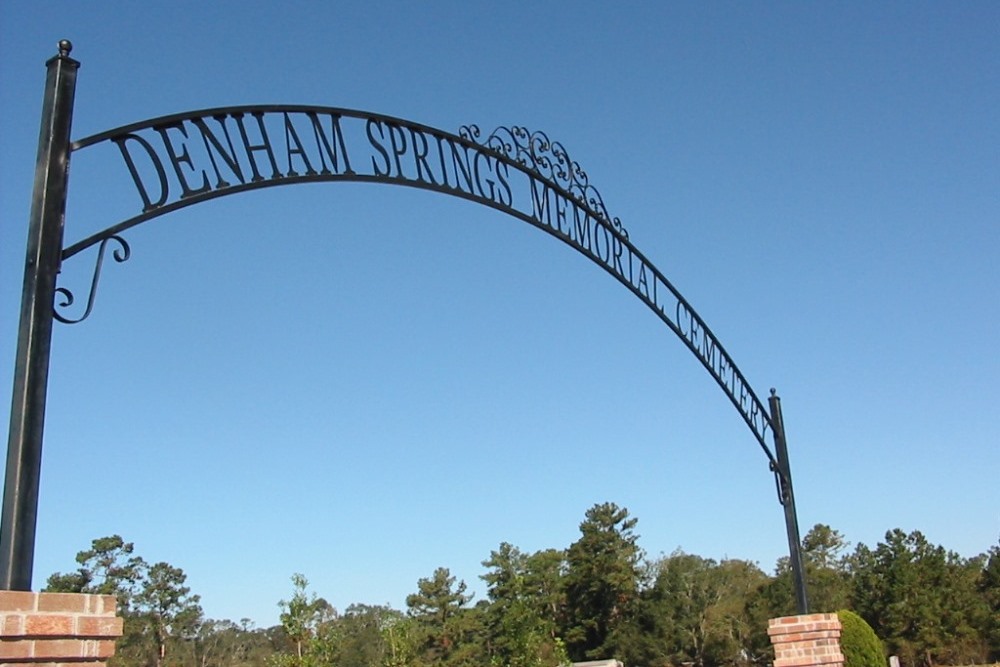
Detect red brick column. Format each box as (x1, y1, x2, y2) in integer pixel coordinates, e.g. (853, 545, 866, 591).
(0, 591, 123, 665)
(768, 613, 845, 667)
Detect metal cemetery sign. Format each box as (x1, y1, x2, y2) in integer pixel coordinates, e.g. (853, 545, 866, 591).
(69, 106, 773, 450)
(2, 42, 810, 612)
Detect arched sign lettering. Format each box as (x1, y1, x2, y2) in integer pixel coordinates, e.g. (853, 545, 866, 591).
(67, 105, 773, 453)
(1, 43, 809, 611)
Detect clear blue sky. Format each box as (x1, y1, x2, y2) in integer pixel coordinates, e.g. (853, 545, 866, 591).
(1, 2, 997, 626)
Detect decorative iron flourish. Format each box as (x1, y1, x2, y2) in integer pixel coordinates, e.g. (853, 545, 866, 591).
(459, 124, 628, 240)
(771, 462, 789, 506)
(54, 235, 131, 324)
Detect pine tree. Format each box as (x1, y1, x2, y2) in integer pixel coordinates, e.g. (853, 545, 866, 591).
(562, 502, 643, 661)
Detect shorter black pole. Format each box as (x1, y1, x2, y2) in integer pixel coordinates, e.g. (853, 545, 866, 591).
(769, 389, 809, 614)
(0, 40, 79, 590)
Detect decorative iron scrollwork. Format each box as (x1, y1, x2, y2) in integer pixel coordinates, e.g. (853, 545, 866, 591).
(459, 124, 628, 240)
(771, 461, 789, 506)
(54, 235, 131, 324)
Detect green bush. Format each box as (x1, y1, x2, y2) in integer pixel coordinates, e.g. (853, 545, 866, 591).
(838, 610, 885, 667)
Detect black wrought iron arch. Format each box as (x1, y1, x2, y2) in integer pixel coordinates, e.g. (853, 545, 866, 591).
(2, 44, 809, 612)
(64, 105, 777, 458)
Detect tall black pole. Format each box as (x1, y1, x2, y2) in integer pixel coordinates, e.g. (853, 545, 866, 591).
(0, 40, 79, 590)
(769, 389, 809, 614)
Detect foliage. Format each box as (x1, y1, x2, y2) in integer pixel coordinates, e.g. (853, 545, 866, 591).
(382, 611, 421, 667)
(44, 535, 203, 667)
(192, 618, 275, 667)
(642, 551, 768, 667)
(979, 540, 1000, 661)
(837, 610, 885, 667)
(562, 502, 643, 661)
(273, 573, 335, 666)
(763, 524, 852, 617)
(45, 534, 145, 609)
(134, 562, 203, 663)
(481, 543, 568, 667)
(851, 529, 989, 667)
(406, 566, 483, 667)
(43, 516, 1000, 667)
(320, 603, 407, 667)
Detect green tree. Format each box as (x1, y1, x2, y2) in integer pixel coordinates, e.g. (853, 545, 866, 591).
(802, 524, 852, 612)
(643, 551, 767, 667)
(851, 529, 987, 667)
(274, 573, 335, 665)
(193, 618, 276, 667)
(317, 603, 409, 667)
(44, 535, 210, 667)
(837, 610, 885, 667)
(406, 567, 483, 667)
(979, 540, 1000, 660)
(763, 524, 851, 617)
(523, 549, 567, 631)
(704, 558, 770, 667)
(482, 543, 568, 667)
(133, 561, 203, 667)
(562, 502, 643, 661)
(382, 612, 421, 667)
(649, 551, 717, 667)
(45, 534, 146, 610)
(45, 535, 149, 667)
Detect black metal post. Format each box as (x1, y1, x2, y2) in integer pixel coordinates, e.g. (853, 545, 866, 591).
(769, 389, 809, 614)
(0, 41, 79, 590)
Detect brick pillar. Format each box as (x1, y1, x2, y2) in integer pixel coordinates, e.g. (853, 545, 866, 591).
(768, 613, 845, 667)
(0, 591, 123, 665)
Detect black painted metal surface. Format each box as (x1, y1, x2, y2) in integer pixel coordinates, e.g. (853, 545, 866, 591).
(770, 390, 810, 614)
(0, 41, 79, 590)
(65, 105, 777, 457)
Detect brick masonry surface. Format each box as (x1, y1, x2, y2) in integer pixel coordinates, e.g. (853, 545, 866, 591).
(0, 591, 123, 665)
(768, 613, 846, 667)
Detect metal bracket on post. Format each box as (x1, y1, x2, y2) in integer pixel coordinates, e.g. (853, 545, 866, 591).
(769, 389, 809, 614)
(0, 40, 79, 590)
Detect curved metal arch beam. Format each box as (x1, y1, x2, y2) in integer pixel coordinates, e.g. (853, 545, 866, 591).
(66, 105, 776, 462)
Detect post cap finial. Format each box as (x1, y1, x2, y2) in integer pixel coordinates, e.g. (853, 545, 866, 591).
(58, 40, 73, 57)
(770, 387, 777, 397)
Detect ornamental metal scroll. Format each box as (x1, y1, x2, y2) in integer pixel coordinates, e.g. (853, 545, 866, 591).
(458, 124, 628, 240)
(4, 44, 808, 613)
(63, 105, 775, 460)
(53, 235, 130, 324)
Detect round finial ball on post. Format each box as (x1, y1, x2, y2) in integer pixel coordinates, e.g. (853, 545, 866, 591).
(58, 39, 73, 57)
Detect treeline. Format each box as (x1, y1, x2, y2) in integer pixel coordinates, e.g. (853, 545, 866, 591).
(45, 503, 1000, 667)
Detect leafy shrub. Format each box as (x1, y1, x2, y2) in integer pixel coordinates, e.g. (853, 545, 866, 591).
(838, 610, 885, 667)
